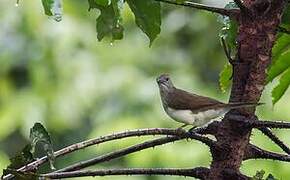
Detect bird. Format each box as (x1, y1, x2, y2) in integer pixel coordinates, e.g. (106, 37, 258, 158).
(156, 74, 262, 129)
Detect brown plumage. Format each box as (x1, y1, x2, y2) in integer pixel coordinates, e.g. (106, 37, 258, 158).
(156, 74, 262, 127)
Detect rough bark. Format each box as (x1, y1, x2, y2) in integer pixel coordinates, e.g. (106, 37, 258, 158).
(208, 0, 287, 179)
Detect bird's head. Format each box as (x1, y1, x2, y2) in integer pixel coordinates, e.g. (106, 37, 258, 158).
(156, 74, 174, 92)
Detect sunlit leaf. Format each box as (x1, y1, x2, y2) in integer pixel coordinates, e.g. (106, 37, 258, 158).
(272, 34, 290, 60)
(267, 50, 290, 83)
(41, 0, 54, 16)
(272, 68, 290, 105)
(126, 0, 161, 46)
(89, 0, 124, 41)
(95, 0, 110, 6)
(41, 0, 62, 21)
(30, 123, 55, 170)
(219, 63, 232, 92)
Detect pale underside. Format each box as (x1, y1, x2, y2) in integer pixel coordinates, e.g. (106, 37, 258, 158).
(165, 107, 229, 127)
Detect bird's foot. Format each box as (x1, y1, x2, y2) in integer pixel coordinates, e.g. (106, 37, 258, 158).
(189, 126, 205, 134)
(177, 124, 188, 130)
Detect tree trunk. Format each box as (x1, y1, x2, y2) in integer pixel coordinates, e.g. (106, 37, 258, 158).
(208, 0, 286, 179)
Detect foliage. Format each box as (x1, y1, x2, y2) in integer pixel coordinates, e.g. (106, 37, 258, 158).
(219, 63, 232, 93)
(2, 123, 53, 178)
(252, 170, 278, 180)
(218, 1, 237, 92)
(1, 0, 290, 179)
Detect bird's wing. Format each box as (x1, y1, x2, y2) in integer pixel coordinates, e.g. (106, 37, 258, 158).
(167, 88, 225, 113)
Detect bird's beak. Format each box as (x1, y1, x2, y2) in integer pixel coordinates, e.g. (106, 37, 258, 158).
(156, 78, 162, 84)
(157, 78, 165, 85)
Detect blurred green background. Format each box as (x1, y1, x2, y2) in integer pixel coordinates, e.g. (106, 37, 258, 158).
(0, 0, 290, 179)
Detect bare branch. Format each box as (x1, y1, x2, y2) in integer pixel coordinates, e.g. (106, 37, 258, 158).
(52, 134, 214, 173)
(2, 128, 213, 180)
(244, 144, 290, 162)
(258, 127, 290, 154)
(53, 136, 184, 172)
(43, 167, 209, 179)
(155, 0, 239, 17)
(251, 120, 290, 129)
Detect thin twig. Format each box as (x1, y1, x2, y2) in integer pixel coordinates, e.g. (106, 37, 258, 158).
(2, 128, 213, 180)
(258, 127, 290, 154)
(221, 37, 234, 65)
(52, 134, 214, 173)
(155, 0, 239, 17)
(43, 167, 209, 179)
(244, 144, 290, 162)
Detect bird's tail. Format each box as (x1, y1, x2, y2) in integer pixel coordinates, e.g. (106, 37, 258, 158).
(226, 102, 264, 109)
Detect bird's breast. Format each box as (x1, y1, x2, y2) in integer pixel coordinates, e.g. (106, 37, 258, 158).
(165, 107, 228, 127)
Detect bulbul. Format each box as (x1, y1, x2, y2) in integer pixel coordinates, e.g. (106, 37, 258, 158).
(156, 74, 261, 128)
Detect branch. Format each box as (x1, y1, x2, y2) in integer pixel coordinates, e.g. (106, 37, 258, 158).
(52, 134, 214, 173)
(233, 0, 250, 14)
(155, 0, 239, 17)
(2, 128, 213, 180)
(53, 136, 184, 172)
(250, 120, 290, 129)
(258, 127, 290, 154)
(244, 144, 290, 162)
(43, 167, 209, 179)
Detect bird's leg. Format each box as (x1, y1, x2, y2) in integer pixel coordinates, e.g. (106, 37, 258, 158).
(177, 124, 188, 130)
(189, 126, 207, 134)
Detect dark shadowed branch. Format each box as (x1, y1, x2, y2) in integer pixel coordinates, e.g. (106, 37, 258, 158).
(155, 0, 239, 17)
(244, 144, 290, 162)
(233, 0, 250, 14)
(53, 136, 185, 173)
(221, 37, 234, 65)
(52, 134, 214, 173)
(43, 167, 209, 179)
(251, 120, 290, 129)
(258, 127, 290, 154)
(2, 128, 214, 180)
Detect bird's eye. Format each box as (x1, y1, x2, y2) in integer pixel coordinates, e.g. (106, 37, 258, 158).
(165, 77, 169, 81)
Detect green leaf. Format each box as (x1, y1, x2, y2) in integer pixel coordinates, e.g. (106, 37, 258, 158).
(95, 0, 111, 6)
(41, 0, 54, 16)
(126, 0, 161, 46)
(281, 3, 290, 26)
(218, 2, 238, 50)
(89, 0, 124, 41)
(30, 123, 55, 170)
(272, 34, 290, 60)
(219, 63, 232, 92)
(41, 0, 62, 22)
(272, 68, 290, 105)
(267, 50, 290, 83)
(2, 145, 35, 179)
